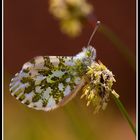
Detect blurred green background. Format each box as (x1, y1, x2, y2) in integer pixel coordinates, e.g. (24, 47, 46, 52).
(4, 0, 136, 140)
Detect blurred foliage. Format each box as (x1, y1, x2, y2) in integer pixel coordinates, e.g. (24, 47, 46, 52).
(49, 0, 93, 37)
(5, 73, 135, 140)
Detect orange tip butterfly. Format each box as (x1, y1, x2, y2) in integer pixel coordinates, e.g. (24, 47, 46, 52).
(9, 21, 101, 111)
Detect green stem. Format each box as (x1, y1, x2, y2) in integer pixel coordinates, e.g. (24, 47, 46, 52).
(112, 94, 136, 135)
(99, 24, 135, 70)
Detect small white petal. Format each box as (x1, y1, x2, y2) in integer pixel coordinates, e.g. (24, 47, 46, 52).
(75, 77, 81, 85)
(35, 75, 46, 85)
(65, 61, 74, 66)
(22, 62, 33, 69)
(35, 86, 43, 93)
(64, 85, 71, 96)
(66, 78, 70, 82)
(52, 71, 65, 77)
(49, 56, 59, 66)
(43, 87, 52, 98)
(25, 92, 34, 101)
(32, 99, 43, 108)
(47, 96, 56, 108)
(58, 83, 64, 91)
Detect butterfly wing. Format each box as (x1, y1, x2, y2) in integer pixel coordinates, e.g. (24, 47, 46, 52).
(9, 56, 85, 111)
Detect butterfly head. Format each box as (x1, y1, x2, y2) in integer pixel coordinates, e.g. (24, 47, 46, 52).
(83, 46, 96, 65)
(84, 45, 96, 60)
(74, 46, 96, 66)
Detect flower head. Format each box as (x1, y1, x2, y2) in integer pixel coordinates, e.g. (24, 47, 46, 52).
(81, 61, 119, 113)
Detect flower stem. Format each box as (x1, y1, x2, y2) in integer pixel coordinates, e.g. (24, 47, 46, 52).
(99, 24, 135, 70)
(112, 94, 136, 135)
(87, 16, 135, 70)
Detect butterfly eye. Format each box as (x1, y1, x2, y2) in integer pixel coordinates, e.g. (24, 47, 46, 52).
(86, 50, 92, 57)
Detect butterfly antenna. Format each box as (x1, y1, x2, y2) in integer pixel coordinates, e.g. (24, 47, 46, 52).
(87, 21, 101, 46)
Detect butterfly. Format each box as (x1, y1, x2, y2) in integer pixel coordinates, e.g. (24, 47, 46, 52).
(9, 21, 101, 111)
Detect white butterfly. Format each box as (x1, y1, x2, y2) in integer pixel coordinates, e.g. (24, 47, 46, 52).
(9, 46, 97, 111)
(9, 21, 101, 111)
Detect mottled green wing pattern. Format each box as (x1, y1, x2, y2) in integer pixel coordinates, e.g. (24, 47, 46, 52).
(9, 46, 96, 111)
(9, 56, 84, 111)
